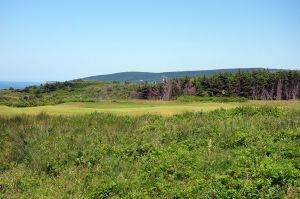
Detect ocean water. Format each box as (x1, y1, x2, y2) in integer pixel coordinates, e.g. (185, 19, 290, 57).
(0, 82, 42, 89)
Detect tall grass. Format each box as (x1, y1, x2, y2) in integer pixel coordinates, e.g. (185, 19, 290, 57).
(0, 107, 299, 198)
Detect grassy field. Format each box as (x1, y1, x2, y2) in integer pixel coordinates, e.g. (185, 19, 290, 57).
(1, 98, 300, 197)
(0, 106, 299, 198)
(1, 100, 300, 116)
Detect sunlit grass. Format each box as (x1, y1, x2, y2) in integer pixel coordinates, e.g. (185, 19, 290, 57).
(0, 100, 299, 116)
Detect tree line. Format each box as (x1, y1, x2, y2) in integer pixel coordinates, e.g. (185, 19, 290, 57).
(134, 70, 300, 100)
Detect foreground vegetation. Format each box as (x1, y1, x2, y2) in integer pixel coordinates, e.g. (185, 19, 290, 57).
(0, 107, 299, 198)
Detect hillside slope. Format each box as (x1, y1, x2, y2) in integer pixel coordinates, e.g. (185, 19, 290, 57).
(82, 68, 279, 82)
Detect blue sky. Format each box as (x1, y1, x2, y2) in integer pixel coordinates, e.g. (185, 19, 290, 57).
(0, 0, 299, 81)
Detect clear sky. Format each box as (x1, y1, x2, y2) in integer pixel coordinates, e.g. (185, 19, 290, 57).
(0, 0, 299, 81)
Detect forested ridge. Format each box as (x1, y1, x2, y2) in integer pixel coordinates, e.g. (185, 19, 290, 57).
(82, 68, 272, 82)
(135, 70, 300, 100)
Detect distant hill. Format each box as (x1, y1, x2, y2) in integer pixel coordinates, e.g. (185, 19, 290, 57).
(82, 68, 281, 82)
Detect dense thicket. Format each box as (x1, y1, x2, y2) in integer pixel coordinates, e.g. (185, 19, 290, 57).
(0, 107, 299, 198)
(135, 70, 300, 100)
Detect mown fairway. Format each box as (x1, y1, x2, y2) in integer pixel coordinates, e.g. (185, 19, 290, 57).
(0, 101, 238, 116)
(1, 100, 300, 116)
